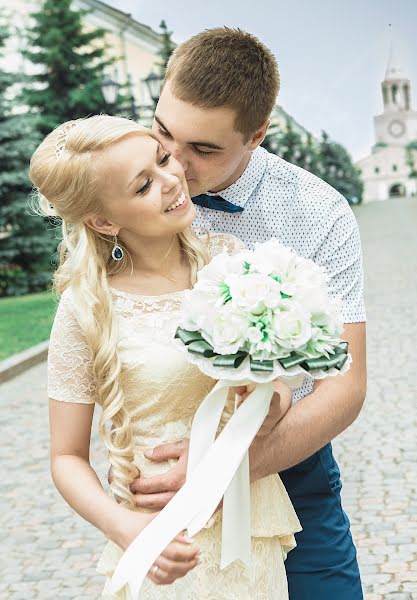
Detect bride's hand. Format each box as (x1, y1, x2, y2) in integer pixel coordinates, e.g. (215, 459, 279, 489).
(148, 531, 201, 585)
(118, 513, 200, 585)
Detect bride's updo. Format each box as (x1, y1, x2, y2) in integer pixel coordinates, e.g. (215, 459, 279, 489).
(30, 115, 209, 507)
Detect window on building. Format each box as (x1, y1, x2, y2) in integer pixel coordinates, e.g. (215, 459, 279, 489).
(374, 167, 380, 174)
(392, 164, 397, 172)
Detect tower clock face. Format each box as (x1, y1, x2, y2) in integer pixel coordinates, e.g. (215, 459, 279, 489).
(388, 119, 406, 138)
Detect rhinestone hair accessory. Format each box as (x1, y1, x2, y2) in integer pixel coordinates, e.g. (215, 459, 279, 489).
(55, 121, 77, 157)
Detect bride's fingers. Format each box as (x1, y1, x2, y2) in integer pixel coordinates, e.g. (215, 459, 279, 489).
(161, 539, 200, 564)
(154, 553, 200, 579)
(147, 563, 173, 585)
(148, 546, 200, 585)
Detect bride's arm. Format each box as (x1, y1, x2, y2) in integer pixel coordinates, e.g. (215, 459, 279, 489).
(49, 398, 138, 548)
(49, 398, 200, 584)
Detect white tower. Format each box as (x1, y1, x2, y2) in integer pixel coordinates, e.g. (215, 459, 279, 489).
(374, 43, 417, 146)
(356, 42, 417, 202)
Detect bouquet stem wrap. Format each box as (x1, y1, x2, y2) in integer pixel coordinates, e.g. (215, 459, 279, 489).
(109, 379, 274, 598)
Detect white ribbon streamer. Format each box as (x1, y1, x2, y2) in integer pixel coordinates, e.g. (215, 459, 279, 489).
(109, 379, 274, 598)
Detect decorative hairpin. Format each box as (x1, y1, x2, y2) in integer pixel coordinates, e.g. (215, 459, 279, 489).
(55, 121, 77, 157)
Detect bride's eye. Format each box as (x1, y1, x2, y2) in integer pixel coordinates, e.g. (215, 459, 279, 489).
(160, 153, 171, 165)
(137, 179, 152, 195)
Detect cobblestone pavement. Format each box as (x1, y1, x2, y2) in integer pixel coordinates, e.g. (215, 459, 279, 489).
(1, 198, 416, 599)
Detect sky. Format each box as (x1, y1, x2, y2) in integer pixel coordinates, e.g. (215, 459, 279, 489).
(106, 0, 417, 161)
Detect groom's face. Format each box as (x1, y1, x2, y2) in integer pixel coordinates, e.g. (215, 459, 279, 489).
(153, 81, 252, 197)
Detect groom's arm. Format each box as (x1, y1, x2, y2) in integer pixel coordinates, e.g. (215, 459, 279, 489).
(249, 321, 366, 479)
(130, 321, 365, 510)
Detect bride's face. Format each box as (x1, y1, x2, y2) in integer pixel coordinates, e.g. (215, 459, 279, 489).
(94, 133, 195, 239)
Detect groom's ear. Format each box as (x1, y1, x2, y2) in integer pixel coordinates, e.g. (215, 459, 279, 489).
(247, 120, 270, 151)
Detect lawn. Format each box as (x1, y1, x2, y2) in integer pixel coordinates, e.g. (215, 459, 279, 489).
(0, 291, 57, 361)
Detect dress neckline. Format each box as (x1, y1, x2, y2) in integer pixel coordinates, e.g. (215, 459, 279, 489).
(110, 287, 189, 301)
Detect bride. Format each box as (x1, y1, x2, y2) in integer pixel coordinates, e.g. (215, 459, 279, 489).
(30, 114, 300, 599)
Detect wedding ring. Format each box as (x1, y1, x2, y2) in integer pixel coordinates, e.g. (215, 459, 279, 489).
(152, 564, 160, 576)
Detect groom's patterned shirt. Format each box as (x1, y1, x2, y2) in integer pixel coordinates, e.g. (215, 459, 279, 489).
(193, 146, 366, 403)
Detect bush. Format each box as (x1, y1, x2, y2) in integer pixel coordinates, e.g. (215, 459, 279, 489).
(0, 264, 28, 297)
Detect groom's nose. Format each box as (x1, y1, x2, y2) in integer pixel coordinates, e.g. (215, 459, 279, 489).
(171, 144, 189, 174)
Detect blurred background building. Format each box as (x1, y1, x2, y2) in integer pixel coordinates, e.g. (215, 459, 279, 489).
(356, 44, 417, 203)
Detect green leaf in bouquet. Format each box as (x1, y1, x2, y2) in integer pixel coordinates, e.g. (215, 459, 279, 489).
(213, 351, 247, 368)
(250, 357, 274, 372)
(175, 327, 204, 345)
(219, 281, 232, 303)
(187, 340, 216, 358)
(270, 274, 282, 283)
(243, 261, 252, 274)
(279, 354, 306, 369)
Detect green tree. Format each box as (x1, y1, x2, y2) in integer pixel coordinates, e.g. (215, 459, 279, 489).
(22, 0, 115, 135)
(318, 131, 363, 203)
(0, 15, 57, 296)
(157, 20, 175, 76)
(277, 123, 305, 165)
(263, 122, 320, 174)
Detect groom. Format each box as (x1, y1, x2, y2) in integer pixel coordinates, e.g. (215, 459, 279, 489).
(132, 28, 366, 598)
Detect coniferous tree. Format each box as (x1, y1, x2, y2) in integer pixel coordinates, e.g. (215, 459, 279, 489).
(0, 15, 56, 296)
(22, 0, 115, 135)
(157, 20, 175, 76)
(319, 131, 363, 203)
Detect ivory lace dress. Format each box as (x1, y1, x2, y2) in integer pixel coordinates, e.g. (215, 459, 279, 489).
(48, 233, 301, 600)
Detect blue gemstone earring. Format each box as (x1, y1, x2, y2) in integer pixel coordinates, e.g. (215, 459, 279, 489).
(111, 233, 124, 261)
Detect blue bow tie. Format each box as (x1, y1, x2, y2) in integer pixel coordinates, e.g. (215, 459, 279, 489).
(192, 194, 243, 213)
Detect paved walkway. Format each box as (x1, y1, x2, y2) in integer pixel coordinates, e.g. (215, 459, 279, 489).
(1, 198, 416, 599)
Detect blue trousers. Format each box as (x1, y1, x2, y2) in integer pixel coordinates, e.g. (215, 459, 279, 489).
(280, 443, 363, 599)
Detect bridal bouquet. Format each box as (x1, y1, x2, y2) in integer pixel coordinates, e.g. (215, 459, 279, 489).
(110, 240, 351, 598)
(175, 238, 350, 383)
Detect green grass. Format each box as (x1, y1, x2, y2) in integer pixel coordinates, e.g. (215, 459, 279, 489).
(0, 291, 57, 361)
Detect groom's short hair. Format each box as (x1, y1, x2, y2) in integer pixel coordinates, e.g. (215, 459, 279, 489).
(165, 27, 279, 142)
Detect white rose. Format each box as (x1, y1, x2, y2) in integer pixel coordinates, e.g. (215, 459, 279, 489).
(284, 257, 329, 310)
(271, 304, 312, 350)
(251, 239, 296, 277)
(228, 273, 282, 315)
(311, 299, 344, 339)
(247, 326, 264, 344)
(207, 303, 250, 355)
(180, 289, 217, 334)
(195, 248, 251, 295)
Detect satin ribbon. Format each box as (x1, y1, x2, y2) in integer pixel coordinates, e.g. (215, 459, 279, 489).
(176, 328, 349, 374)
(109, 379, 274, 598)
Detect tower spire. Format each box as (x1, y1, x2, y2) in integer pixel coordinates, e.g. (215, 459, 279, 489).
(385, 25, 408, 80)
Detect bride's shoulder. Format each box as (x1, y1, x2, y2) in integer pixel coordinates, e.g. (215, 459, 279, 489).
(202, 232, 246, 258)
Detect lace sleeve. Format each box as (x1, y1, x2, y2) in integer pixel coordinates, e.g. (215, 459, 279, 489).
(48, 290, 96, 404)
(207, 232, 246, 258)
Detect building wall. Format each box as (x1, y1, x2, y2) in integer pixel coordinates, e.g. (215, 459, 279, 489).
(356, 146, 417, 202)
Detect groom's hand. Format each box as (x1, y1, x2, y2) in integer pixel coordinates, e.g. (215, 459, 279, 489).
(130, 440, 190, 510)
(257, 381, 292, 436)
(232, 381, 292, 437)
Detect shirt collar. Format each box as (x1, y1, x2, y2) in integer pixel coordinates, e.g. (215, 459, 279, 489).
(206, 146, 268, 208)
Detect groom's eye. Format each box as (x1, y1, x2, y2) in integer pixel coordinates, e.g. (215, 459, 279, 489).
(158, 127, 171, 139)
(193, 147, 212, 157)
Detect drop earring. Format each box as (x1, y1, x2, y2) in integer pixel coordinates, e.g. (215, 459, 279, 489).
(111, 233, 124, 261)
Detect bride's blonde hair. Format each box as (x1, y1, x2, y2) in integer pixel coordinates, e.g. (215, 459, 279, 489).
(30, 115, 209, 508)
